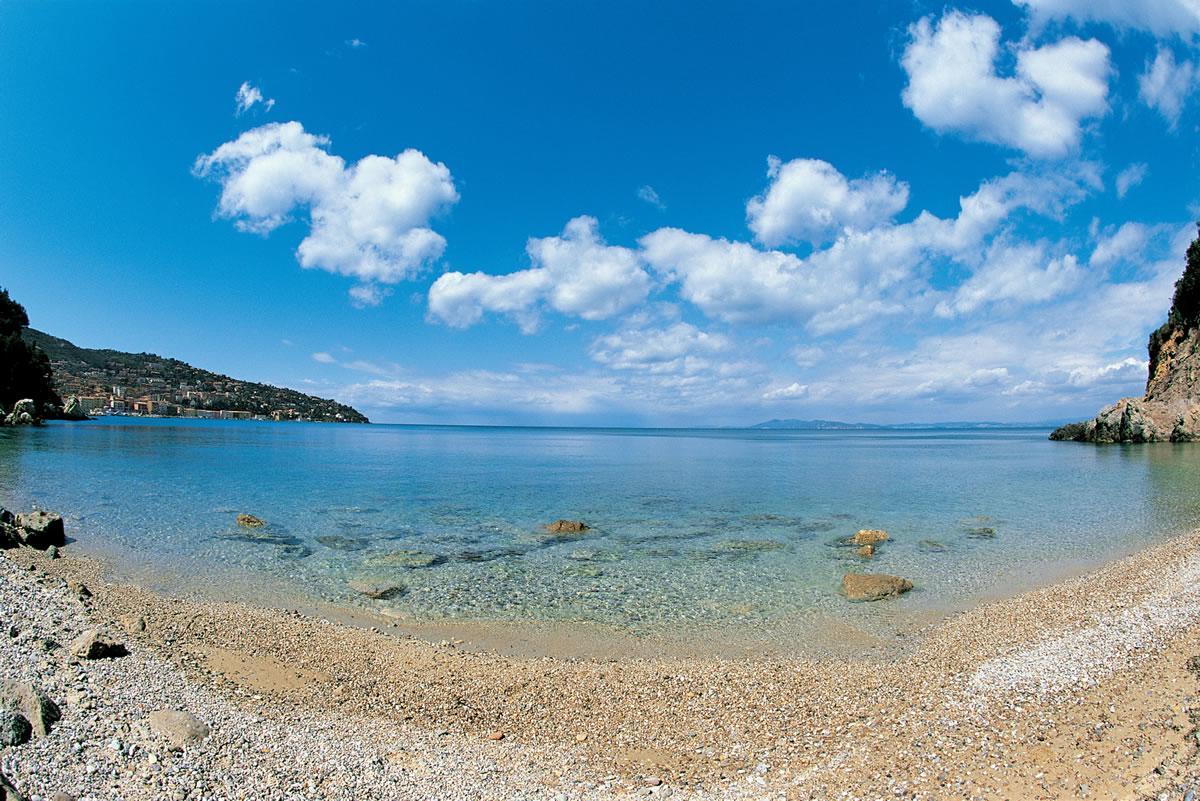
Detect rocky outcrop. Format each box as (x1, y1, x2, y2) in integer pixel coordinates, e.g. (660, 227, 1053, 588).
(3, 399, 40, 426)
(15, 511, 65, 550)
(60, 396, 88, 420)
(1054, 228, 1200, 443)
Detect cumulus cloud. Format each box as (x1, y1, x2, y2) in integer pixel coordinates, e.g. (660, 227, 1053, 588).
(589, 322, 731, 373)
(640, 165, 1100, 333)
(1139, 47, 1197, 127)
(427, 216, 650, 332)
(1016, 0, 1200, 39)
(746, 157, 909, 247)
(194, 122, 459, 304)
(1115, 163, 1148, 199)
(235, 82, 275, 115)
(637, 185, 665, 209)
(935, 241, 1084, 317)
(901, 11, 1110, 158)
(762, 382, 809, 400)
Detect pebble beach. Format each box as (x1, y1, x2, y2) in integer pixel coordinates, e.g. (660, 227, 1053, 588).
(2, 526, 1200, 800)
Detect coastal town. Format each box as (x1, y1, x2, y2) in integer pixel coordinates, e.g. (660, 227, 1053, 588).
(24, 327, 368, 424)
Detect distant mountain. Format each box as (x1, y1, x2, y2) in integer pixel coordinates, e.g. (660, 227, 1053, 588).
(749, 418, 1064, 430)
(23, 328, 368, 424)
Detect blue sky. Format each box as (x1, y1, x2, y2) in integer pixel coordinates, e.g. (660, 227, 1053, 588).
(2, 0, 1199, 425)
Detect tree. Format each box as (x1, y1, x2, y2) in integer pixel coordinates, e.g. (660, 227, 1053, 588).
(1168, 222, 1200, 329)
(0, 288, 62, 415)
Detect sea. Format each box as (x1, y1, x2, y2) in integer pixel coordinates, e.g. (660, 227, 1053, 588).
(2, 418, 1199, 656)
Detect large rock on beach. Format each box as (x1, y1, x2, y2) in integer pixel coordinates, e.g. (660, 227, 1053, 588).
(545, 519, 589, 534)
(69, 629, 127, 660)
(148, 710, 210, 748)
(0, 710, 31, 746)
(0, 681, 60, 737)
(0, 512, 19, 549)
(842, 573, 913, 601)
(15, 510, 65, 550)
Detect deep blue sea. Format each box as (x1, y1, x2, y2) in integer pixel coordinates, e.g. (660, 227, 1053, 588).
(3, 418, 1200, 653)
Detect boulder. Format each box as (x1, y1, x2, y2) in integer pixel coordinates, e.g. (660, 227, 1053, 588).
(61, 396, 87, 420)
(842, 573, 913, 602)
(147, 710, 209, 748)
(236, 513, 266, 528)
(15, 511, 65, 550)
(69, 629, 127, 660)
(856, 544, 875, 558)
(347, 578, 405, 600)
(4, 399, 39, 426)
(851, 529, 889, 546)
(0, 710, 31, 746)
(545, 519, 589, 534)
(0, 681, 60, 737)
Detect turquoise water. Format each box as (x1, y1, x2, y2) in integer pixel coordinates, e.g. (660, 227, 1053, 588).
(3, 419, 1200, 652)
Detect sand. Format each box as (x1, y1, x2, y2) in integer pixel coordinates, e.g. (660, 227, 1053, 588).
(2, 532, 1200, 800)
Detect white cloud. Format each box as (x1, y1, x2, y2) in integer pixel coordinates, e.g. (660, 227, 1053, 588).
(1066, 357, 1147, 387)
(901, 11, 1110, 158)
(640, 165, 1099, 333)
(346, 38, 368, 49)
(935, 241, 1084, 317)
(1016, 0, 1200, 39)
(1139, 47, 1197, 127)
(1115, 163, 1148, 199)
(348, 283, 393, 308)
(235, 82, 275, 115)
(194, 122, 459, 303)
(1090, 222, 1155, 269)
(790, 345, 824, 368)
(637, 185, 665, 209)
(427, 216, 650, 332)
(311, 351, 336, 364)
(590, 322, 731, 373)
(762, 382, 809, 400)
(746, 157, 909, 247)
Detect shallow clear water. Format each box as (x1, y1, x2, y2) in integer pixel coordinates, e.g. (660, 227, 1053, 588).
(3, 419, 1200, 652)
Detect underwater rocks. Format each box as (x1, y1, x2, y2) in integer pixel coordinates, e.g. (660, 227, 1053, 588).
(364, 549, 445, 569)
(348, 578, 406, 600)
(316, 535, 369, 551)
(851, 529, 889, 546)
(842, 573, 913, 601)
(544, 519, 589, 534)
(236, 514, 266, 528)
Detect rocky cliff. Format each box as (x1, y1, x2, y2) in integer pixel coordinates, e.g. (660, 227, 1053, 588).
(1052, 225, 1200, 443)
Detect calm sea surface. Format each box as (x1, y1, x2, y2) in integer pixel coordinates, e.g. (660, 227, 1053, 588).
(3, 419, 1200, 654)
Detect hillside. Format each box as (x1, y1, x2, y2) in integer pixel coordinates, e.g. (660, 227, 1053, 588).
(24, 328, 368, 424)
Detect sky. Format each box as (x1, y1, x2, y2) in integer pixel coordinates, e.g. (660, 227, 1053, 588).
(2, 0, 1199, 426)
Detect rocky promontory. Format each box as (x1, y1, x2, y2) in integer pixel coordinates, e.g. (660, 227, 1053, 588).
(1053, 225, 1200, 443)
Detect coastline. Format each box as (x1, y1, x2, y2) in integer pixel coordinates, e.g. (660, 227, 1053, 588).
(2, 532, 1200, 799)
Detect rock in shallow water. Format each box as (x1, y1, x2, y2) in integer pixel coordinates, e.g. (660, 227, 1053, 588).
(851, 529, 889, 546)
(236, 513, 266, 528)
(545, 519, 589, 534)
(348, 578, 406, 600)
(365, 549, 444, 569)
(842, 573, 913, 601)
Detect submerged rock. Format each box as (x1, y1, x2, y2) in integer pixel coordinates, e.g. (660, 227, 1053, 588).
(918, 539, 948, 553)
(16, 511, 66, 550)
(965, 527, 996, 539)
(316, 535, 369, 551)
(713, 539, 785, 553)
(347, 578, 406, 600)
(856, 544, 875, 558)
(148, 710, 210, 748)
(851, 529, 889, 546)
(545, 519, 589, 534)
(842, 573, 913, 601)
(365, 549, 445, 569)
(236, 513, 266, 528)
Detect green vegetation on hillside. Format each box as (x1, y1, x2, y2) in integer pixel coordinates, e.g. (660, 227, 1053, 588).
(1149, 223, 1200, 379)
(0, 288, 62, 415)
(23, 328, 369, 424)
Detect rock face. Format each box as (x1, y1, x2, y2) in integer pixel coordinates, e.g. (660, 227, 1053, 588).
(1054, 229, 1200, 443)
(69, 629, 128, 660)
(148, 710, 210, 748)
(842, 573, 913, 601)
(15, 511, 65, 550)
(61, 395, 88, 420)
(3, 398, 40, 426)
(0, 681, 60, 737)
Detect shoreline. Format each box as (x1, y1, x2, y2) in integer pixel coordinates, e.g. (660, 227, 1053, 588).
(3, 533, 1200, 799)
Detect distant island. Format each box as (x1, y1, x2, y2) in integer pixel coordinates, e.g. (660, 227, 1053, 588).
(749, 418, 1064, 430)
(23, 328, 369, 424)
